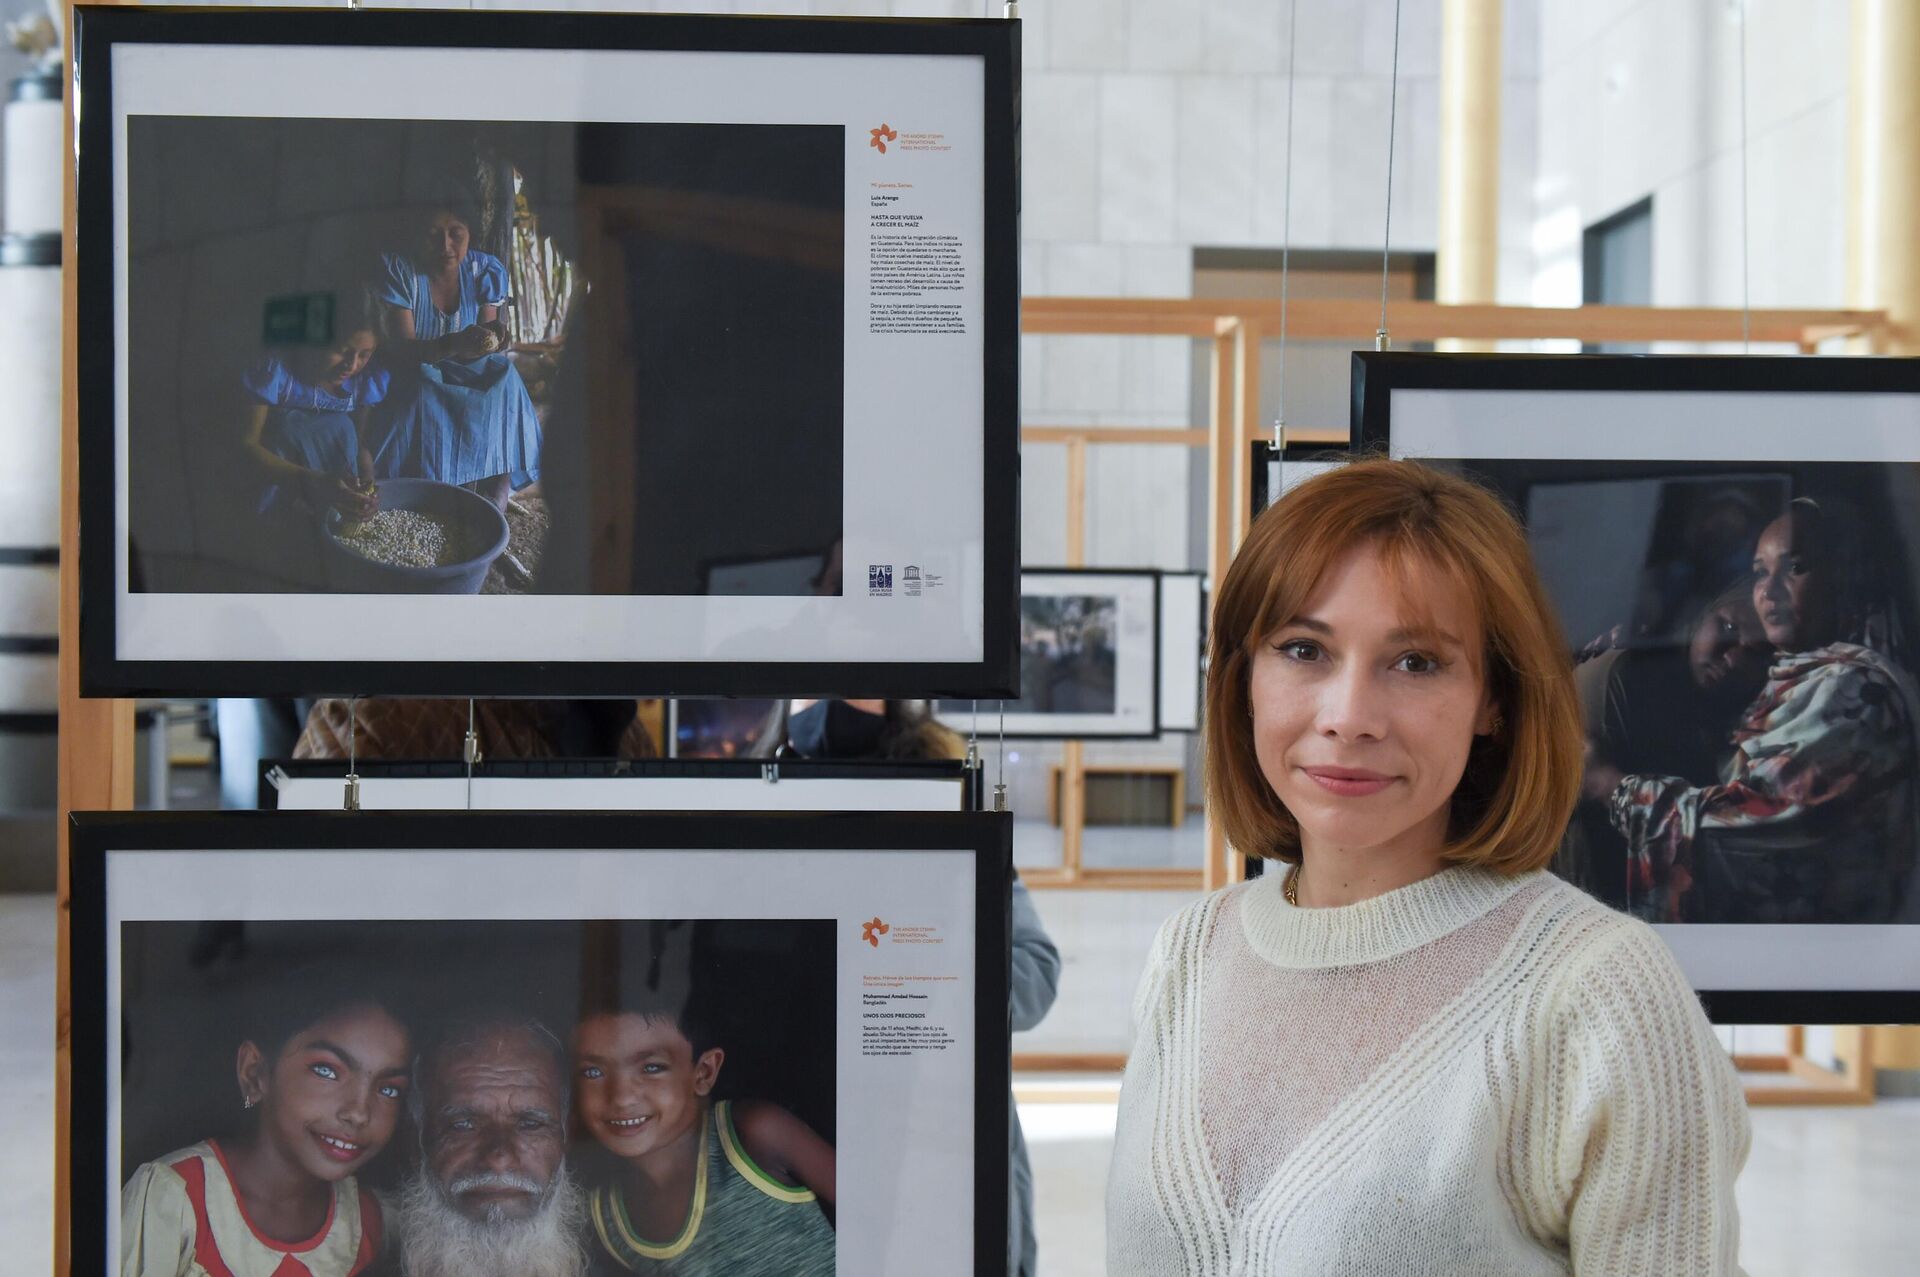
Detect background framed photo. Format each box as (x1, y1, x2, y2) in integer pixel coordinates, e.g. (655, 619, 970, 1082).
(935, 568, 1160, 740)
(77, 7, 1018, 698)
(71, 809, 1010, 1276)
(1249, 438, 1351, 519)
(261, 755, 981, 812)
(1355, 351, 1920, 1023)
(1157, 571, 1204, 733)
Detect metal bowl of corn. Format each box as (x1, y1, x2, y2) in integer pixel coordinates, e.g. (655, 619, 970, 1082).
(321, 478, 510, 594)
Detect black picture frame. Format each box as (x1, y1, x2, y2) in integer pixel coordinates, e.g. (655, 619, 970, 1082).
(935, 566, 1162, 740)
(257, 754, 984, 812)
(1351, 350, 1920, 1024)
(76, 6, 1021, 700)
(70, 808, 1013, 1274)
(1249, 438, 1355, 520)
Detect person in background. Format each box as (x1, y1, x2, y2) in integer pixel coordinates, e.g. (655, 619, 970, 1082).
(121, 973, 412, 1277)
(764, 699, 1063, 1274)
(237, 289, 387, 523)
(292, 699, 658, 762)
(370, 192, 541, 513)
(570, 989, 837, 1274)
(396, 1014, 589, 1277)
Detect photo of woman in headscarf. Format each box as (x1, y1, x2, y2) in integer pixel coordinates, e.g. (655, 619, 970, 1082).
(1602, 497, 1920, 924)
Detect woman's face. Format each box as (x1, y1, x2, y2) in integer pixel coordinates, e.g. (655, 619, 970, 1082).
(248, 1004, 411, 1184)
(1249, 542, 1496, 865)
(1751, 512, 1835, 651)
(424, 213, 471, 268)
(297, 329, 377, 389)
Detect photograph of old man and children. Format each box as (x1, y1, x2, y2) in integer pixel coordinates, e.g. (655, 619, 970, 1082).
(125, 116, 845, 598)
(1436, 458, 1920, 927)
(119, 918, 837, 1277)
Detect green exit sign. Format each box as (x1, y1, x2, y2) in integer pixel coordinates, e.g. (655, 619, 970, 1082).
(262, 292, 335, 346)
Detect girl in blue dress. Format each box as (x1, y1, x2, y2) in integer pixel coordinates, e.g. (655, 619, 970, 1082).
(239, 307, 387, 521)
(371, 201, 542, 511)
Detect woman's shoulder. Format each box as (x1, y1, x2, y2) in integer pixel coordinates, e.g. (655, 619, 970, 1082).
(1525, 876, 1705, 1027)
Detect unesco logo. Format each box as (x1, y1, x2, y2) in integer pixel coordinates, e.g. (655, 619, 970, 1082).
(869, 564, 893, 596)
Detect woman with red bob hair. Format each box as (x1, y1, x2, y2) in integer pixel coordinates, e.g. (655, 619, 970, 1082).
(1106, 457, 1749, 1275)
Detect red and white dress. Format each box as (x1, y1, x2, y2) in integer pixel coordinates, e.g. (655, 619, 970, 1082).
(120, 1140, 383, 1277)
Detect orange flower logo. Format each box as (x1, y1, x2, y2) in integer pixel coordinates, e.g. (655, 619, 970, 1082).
(869, 123, 898, 154)
(861, 917, 891, 947)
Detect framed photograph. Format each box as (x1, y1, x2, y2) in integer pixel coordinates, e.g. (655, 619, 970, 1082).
(1355, 351, 1920, 1022)
(261, 756, 981, 812)
(1249, 439, 1351, 519)
(77, 7, 1019, 699)
(71, 810, 1010, 1275)
(934, 568, 1160, 740)
(1157, 571, 1205, 733)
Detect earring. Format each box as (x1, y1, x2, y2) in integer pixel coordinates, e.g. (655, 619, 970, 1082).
(243, 1095, 256, 1110)
(1487, 711, 1506, 737)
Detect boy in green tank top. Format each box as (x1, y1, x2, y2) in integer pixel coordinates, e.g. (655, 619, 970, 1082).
(571, 997, 837, 1275)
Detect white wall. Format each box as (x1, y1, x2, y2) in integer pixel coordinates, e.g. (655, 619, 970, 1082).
(1532, 0, 1850, 322)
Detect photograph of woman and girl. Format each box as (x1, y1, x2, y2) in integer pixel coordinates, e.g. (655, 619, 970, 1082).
(125, 114, 845, 599)
(118, 918, 837, 1277)
(1446, 458, 1920, 926)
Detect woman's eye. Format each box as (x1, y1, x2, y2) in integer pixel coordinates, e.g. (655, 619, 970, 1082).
(1394, 652, 1442, 675)
(378, 1083, 404, 1100)
(1274, 639, 1321, 662)
(580, 1066, 603, 1081)
(309, 1062, 338, 1081)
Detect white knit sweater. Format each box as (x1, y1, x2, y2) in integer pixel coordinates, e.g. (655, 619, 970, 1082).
(1106, 865, 1750, 1275)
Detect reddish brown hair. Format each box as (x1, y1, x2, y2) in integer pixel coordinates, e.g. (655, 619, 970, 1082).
(1204, 457, 1583, 873)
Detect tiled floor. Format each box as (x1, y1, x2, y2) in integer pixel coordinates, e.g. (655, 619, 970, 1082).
(6, 892, 1916, 1275)
(1015, 1085, 1920, 1276)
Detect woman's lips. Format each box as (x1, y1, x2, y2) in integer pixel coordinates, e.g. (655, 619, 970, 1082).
(1301, 767, 1396, 797)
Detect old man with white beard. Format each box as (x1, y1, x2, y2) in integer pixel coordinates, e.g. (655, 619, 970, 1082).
(397, 1015, 590, 1277)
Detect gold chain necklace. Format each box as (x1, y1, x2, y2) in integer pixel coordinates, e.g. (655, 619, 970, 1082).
(1284, 863, 1301, 906)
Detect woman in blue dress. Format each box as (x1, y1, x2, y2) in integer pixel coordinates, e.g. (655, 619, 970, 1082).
(370, 199, 542, 511)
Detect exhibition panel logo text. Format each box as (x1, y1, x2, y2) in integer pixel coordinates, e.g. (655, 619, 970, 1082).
(869, 123, 951, 154)
(869, 564, 937, 598)
(861, 915, 945, 948)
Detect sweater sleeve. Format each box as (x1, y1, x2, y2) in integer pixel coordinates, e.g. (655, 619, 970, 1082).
(1530, 918, 1750, 1276)
(120, 1160, 196, 1277)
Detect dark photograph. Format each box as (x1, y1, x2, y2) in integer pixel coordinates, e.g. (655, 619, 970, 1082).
(945, 594, 1119, 718)
(1438, 458, 1920, 927)
(125, 115, 845, 598)
(118, 918, 837, 1276)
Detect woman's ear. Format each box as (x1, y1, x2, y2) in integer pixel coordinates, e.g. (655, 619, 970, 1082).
(1474, 693, 1503, 739)
(235, 1040, 268, 1109)
(692, 1047, 727, 1097)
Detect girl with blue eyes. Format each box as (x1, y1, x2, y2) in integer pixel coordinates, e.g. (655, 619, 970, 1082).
(121, 987, 412, 1277)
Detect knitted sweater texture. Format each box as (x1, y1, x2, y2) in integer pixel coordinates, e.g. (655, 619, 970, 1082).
(1106, 865, 1750, 1275)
